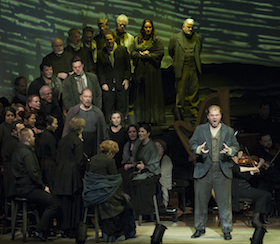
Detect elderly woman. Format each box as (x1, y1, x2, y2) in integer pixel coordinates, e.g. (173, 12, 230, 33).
(83, 140, 136, 242)
(130, 124, 161, 216)
(53, 117, 86, 238)
(131, 19, 165, 125)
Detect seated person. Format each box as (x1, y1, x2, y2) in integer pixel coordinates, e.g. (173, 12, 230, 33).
(120, 124, 141, 194)
(153, 139, 173, 208)
(130, 124, 161, 216)
(83, 140, 136, 242)
(249, 100, 280, 142)
(12, 128, 60, 241)
(232, 151, 272, 228)
(253, 132, 280, 173)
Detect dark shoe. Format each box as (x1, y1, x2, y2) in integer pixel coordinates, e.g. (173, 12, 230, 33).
(224, 232, 232, 240)
(261, 219, 271, 224)
(33, 231, 50, 242)
(191, 229, 205, 238)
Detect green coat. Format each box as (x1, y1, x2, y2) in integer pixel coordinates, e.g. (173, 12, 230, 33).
(168, 31, 202, 78)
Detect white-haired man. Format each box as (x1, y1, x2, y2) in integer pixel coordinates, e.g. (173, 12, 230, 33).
(113, 14, 134, 53)
(169, 18, 202, 119)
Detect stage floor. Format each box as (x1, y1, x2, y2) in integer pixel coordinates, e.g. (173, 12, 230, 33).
(1, 208, 279, 244)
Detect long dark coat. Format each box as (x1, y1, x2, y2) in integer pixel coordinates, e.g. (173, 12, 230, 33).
(53, 131, 85, 196)
(131, 36, 165, 124)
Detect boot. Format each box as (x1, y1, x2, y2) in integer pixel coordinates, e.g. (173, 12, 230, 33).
(250, 226, 267, 244)
(151, 224, 167, 244)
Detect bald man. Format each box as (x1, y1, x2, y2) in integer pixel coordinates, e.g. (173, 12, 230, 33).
(42, 38, 73, 80)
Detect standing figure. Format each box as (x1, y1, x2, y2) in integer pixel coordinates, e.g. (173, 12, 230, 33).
(63, 56, 102, 111)
(97, 30, 130, 121)
(65, 28, 95, 73)
(113, 14, 134, 53)
(82, 26, 97, 72)
(169, 18, 202, 119)
(53, 117, 86, 238)
(42, 38, 73, 80)
(131, 19, 165, 125)
(62, 89, 106, 158)
(94, 17, 110, 50)
(188, 105, 239, 240)
(38, 115, 58, 192)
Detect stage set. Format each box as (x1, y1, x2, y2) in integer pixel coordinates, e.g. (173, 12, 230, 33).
(1, 0, 280, 243)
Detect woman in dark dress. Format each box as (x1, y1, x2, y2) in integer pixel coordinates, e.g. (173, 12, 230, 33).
(107, 111, 127, 169)
(83, 140, 136, 242)
(131, 19, 165, 125)
(39, 115, 58, 192)
(53, 117, 86, 238)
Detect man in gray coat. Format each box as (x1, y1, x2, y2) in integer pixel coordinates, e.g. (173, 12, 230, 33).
(189, 105, 239, 240)
(169, 18, 202, 119)
(63, 56, 102, 112)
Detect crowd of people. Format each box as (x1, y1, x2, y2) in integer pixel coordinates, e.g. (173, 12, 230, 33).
(0, 12, 279, 242)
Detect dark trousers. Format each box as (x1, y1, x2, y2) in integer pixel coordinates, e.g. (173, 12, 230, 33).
(239, 187, 271, 214)
(194, 161, 232, 233)
(102, 89, 127, 122)
(25, 189, 60, 231)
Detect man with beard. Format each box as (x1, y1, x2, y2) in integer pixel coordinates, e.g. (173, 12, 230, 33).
(113, 14, 134, 53)
(63, 56, 101, 111)
(169, 18, 202, 119)
(42, 38, 73, 80)
(62, 89, 106, 158)
(65, 28, 95, 73)
(189, 105, 239, 240)
(27, 63, 62, 106)
(12, 128, 60, 241)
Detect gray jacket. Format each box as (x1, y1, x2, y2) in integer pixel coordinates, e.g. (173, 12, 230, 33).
(63, 72, 102, 110)
(189, 123, 239, 179)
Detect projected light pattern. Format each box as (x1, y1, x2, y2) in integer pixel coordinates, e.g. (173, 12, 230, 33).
(0, 0, 280, 101)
